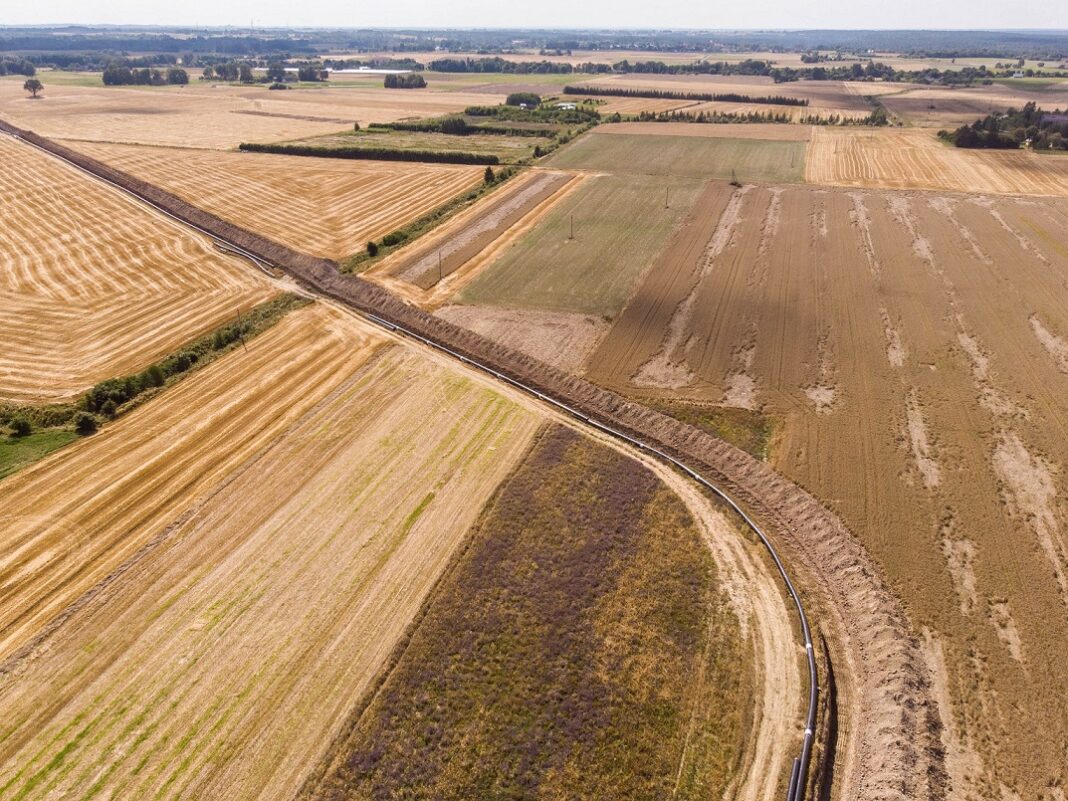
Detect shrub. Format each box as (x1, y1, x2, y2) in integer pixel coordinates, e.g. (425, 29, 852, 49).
(366, 241, 379, 257)
(9, 417, 31, 437)
(506, 92, 541, 107)
(382, 230, 408, 247)
(75, 413, 98, 435)
(484, 166, 495, 183)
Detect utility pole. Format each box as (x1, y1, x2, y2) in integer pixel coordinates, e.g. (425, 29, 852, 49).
(569, 213, 574, 240)
(438, 250, 443, 283)
(236, 309, 248, 353)
(665, 186, 669, 208)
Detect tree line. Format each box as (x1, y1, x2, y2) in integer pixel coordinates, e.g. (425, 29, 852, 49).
(564, 85, 809, 106)
(0, 58, 35, 76)
(940, 102, 1068, 150)
(102, 63, 188, 86)
(238, 142, 499, 165)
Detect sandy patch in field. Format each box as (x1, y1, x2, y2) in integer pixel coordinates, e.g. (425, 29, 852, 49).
(942, 536, 978, 615)
(436, 305, 608, 373)
(1030, 315, 1068, 374)
(989, 602, 1024, 662)
(993, 433, 1067, 604)
(906, 389, 941, 489)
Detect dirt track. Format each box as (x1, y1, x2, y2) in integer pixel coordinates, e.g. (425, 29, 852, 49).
(5, 118, 936, 801)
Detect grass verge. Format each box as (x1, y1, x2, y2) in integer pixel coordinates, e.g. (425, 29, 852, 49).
(0, 430, 79, 481)
(643, 398, 775, 460)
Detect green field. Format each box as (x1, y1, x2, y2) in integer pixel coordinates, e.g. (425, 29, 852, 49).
(547, 131, 807, 182)
(0, 430, 78, 480)
(307, 425, 751, 800)
(288, 127, 552, 163)
(457, 173, 703, 316)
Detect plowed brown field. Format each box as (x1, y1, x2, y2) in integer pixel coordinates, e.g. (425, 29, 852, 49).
(0, 135, 275, 403)
(0, 302, 542, 800)
(588, 181, 1068, 800)
(805, 126, 1068, 196)
(66, 140, 484, 260)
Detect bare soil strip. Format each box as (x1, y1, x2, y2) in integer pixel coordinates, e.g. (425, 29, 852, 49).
(3, 118, 936, 800)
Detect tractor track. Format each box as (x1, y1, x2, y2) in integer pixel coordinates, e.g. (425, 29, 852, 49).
(1, 117, 941, 801)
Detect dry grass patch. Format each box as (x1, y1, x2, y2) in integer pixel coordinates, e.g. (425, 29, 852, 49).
(547, 131, 806, 182)
(0, 135, 275, 403)
(0, 303, 541, 801)
(457, 173, 705, 316)
(305, 425, 751, 801)
(67, 140, 483, 260)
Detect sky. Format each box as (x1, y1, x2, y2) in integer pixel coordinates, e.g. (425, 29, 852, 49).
(4, 0, 1066, 32)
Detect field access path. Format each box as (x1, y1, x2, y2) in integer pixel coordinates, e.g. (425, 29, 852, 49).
(0, 117, 939, 801)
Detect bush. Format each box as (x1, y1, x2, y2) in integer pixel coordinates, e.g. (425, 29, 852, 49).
(268, 82, 289, 90)
(9, 417, 31, 437)
(384, 73, 427, 89)
(366, 241, 379, 257)
(505, 92, 541, 107)
(484, 166, 495, 183)
(382, 230, 408, 247)
(75, 413, 98, 435)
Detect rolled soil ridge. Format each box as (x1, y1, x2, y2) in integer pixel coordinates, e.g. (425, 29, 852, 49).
(0, 117, 942, 800)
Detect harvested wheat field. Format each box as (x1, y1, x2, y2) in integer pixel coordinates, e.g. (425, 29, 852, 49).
(805, 126, 1068, 196)
(0, 80, 499, 150)
(67, 140, 484, 260)
(0, 302, 544, 800)
(0, 134, 275, 403)
(586, 181, 1068, 799)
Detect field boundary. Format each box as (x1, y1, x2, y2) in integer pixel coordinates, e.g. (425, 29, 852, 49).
(1, 116, 938, 801)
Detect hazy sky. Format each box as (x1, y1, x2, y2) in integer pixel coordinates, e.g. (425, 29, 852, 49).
(4, 0, 1064, 31)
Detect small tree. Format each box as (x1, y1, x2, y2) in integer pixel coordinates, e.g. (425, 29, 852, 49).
(75, 413, 98, 435)
(484, 166, 495, 184)
(366, 241, 379, 257)
(9, 417, 31, 437)
(266, 62, 287, 83)
(23, 78, 43, 98)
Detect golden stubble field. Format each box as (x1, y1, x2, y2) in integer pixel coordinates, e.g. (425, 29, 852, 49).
(586, 179, 1068, 799)
(0, 134, 276, 403)
(0, 78, 500, 149)
(806, 126, 1068, 196)
(0, 302, 544, 800)
(68, 140, 484, 260)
